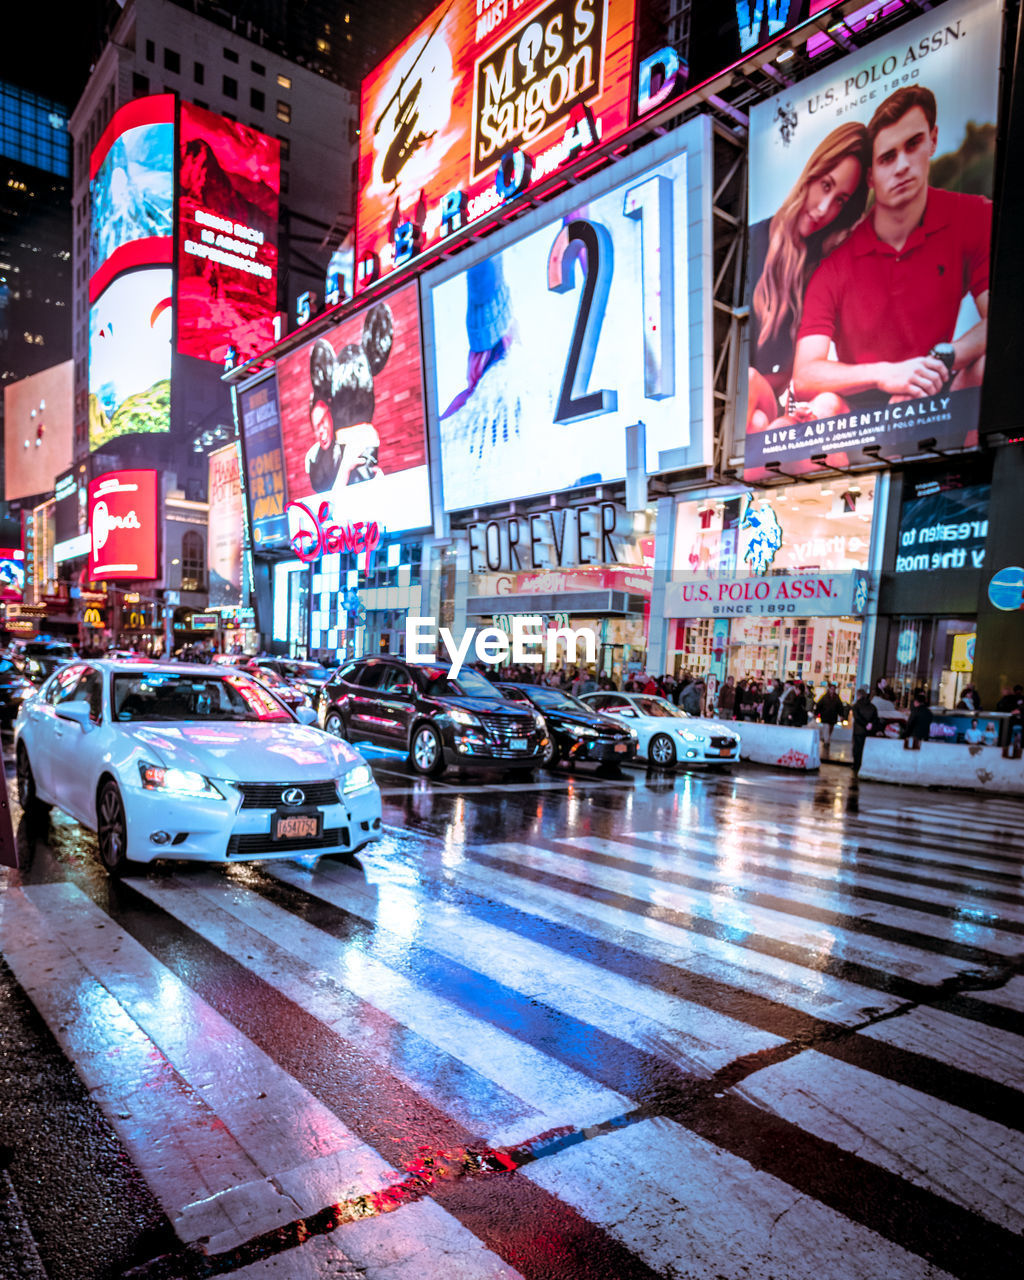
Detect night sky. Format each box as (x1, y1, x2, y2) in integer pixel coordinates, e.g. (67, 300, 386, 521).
(1, 0, 115, 106)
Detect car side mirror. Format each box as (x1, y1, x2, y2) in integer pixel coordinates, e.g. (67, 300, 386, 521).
(56, 700, 96, 731)
(295, 706, 318, 726)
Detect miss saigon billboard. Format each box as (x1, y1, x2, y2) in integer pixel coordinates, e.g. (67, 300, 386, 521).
(743, 0, 1000, 480)
(356, 0, 635, 287)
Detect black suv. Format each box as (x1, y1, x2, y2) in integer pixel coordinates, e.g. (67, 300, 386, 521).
(497, 683, 637, 769)
(317, 657, 546, 776)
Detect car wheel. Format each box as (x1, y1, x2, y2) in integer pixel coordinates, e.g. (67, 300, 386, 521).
(410, 724, 445, 777)
(16, 744, 50, 816)
(541, 736, 561, 770)
(324, 710, 346, 739)
(97, 779, 132, 877)
(649, 733, 677, 769)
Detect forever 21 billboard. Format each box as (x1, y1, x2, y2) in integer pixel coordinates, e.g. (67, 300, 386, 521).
(422, 121, 713, 512)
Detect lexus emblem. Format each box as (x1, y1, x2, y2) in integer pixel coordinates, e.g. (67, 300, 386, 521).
(281, 787, 305, 806)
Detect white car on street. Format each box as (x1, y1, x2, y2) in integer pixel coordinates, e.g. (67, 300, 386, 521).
(581, 692, 741, 768)
(14, 660, 381, 876)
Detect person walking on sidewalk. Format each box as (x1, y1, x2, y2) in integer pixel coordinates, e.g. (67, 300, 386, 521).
(816, 683, 845, 754)
(905, 691, 933, 748)
(851, 686, 878, 775)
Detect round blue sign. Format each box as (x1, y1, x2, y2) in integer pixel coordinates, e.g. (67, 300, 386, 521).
(988, 566, 1024, 612)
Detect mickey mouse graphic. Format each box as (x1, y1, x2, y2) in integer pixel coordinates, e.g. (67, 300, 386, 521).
(305, 302, 393, 495)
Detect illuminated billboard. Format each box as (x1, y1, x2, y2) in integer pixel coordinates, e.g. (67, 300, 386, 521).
(744, 0, 999, 480)
(208, 444, 243, 606)
(237, 375, 289, 548)
(3, 361, 73, 503)
(177, 102, 280, 365)
(0, 550, 25, 601)
(276, 282, 431, 536)
(356, 0, 635, 287)
(88, 268, 172, 451)
(89, 470, 159, 581)
(89, 95, 175, 302)
(424, 121, 711, 511)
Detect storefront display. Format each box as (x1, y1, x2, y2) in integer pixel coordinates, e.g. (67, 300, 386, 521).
(665, 482, 877, 702)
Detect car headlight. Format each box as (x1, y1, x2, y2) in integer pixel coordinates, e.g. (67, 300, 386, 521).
(675, 729, 702, 742)
(138, 762, 225, 799)
(567, 725, 599, 737)
(341, 763, 374, 794)
(449, 708, 480, 727)
(533, 711, 546, 731)
(627, 727, 639, 739)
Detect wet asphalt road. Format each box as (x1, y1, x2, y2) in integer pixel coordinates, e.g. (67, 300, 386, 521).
(1, 739, 1023, 1280)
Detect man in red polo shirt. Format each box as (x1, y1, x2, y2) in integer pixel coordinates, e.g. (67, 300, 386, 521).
(792, 85, 991, 412)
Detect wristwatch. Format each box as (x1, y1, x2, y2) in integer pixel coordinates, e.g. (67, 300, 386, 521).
(928, 343, 956, 375)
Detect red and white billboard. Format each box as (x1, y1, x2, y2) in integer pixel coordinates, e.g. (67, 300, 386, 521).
(276, 282, 431, 536)
(177, 102, 280, 365)
(207, 444, 243, 607)
(356, 0, 635, 287)
(89, 470, 159, 581)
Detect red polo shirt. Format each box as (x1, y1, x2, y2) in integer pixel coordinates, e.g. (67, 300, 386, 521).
(797, 187, 992, 364)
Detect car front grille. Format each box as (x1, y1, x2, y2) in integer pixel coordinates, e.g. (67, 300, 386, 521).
(477, 712, 534, 739)
(709, 737, 737, 750)
(227, 827, 348, 857)
(236, 780, 339, 809)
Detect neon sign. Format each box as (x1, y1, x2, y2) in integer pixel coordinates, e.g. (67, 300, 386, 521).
(286, 500, 382, 572)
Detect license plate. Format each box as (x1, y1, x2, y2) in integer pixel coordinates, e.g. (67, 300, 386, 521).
(509, 737, 528, 751)
(272, 810, 322, 841)
(719, 747, 733, 757)
(614, 742, 629, 753)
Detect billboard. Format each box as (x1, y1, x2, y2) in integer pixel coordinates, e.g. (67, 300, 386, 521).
(0, 549, 25, 601)
(895, 463, 990, 573)
(3, 361, 73, 503)
(89, 95, 175, 302)
(424, 121, 711, 511)
(89, 268, 172, 450)
(237, 375, 289, 548)
(276, 282, 431, 536)
(744, 0, 1000, 479)
(208, 444, 243, 606)
(88, 470, 159, 581)
(356, 0, 635, 286)
(177, 102, 280, 365)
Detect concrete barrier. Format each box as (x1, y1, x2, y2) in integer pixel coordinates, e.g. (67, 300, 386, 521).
(729, 722, 821, 770)
(860, 738, 1024, 795)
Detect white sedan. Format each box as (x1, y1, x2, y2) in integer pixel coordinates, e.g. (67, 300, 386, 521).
(580, 692, 741, 768)
(14, 660, 381, 876)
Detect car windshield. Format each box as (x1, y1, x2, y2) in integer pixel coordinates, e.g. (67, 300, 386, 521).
(113, 672, 292, 722)
(284, 662, 330, 681)
(524, 687, 590, 713)
(417, 666, 501, 699)
(635, 697, 685, 718)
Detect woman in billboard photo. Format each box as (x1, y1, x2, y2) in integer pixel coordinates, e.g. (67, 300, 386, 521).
(304, 303, 393, 495)
(747, 121, 870, 433)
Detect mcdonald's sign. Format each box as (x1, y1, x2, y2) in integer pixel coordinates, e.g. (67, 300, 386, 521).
(83, 607, 105, 628)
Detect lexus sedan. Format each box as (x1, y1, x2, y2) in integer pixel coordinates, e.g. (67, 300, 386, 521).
(496, 683, 637, 769)
(317, 657, 546, 776)
(581, 692, 741, 768)
(14, 660, 381, 876)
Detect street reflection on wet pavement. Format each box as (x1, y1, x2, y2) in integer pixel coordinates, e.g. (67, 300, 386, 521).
(1, 746, 1023, 1280)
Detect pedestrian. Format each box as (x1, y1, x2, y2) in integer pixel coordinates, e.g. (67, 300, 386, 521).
(851, 686, 878, 775)
(680, 678, 703, 716)
(718, 675, 736, 720)
(816, 683, 844, 754)
(762, 679, 781, 724)
(956, 684, 982, 712)
(789, 681, 809, 726)
(904, 691, 932, 749)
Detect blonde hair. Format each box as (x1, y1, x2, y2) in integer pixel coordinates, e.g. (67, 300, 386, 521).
(752, 122, 870, 353)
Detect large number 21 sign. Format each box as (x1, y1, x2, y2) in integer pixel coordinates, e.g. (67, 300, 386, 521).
(547, 174, 676, 425)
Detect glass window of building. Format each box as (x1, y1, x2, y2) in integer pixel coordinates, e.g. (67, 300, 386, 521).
(276, 100, 291, 123)
(194, 61, 205, 84)
(250, 88, 265, 112)
(180, 532, 205, 592)
(163, 48, 180, 74)
(277, 73, 291, 89)
(223, 47, 239, 63)
(223, 76, 238, 100)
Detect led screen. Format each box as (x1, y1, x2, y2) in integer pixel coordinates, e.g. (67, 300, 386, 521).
(356, 0, 635, 287)
(276, 282, 430, 536)
(3, 361, 73, 503)
(89, 96, 175, 302)
(89, 469, 159, 581)
(177, 102, 280, 365)
(88, 268, 172, 451)
(425, 121, 710, 510)
(238, 375, 289, 548)
(0, 552, 25, 601)
(895, 471, 989, 573)
(208, 444, 243, 606)
(744, 0, 999, 480)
